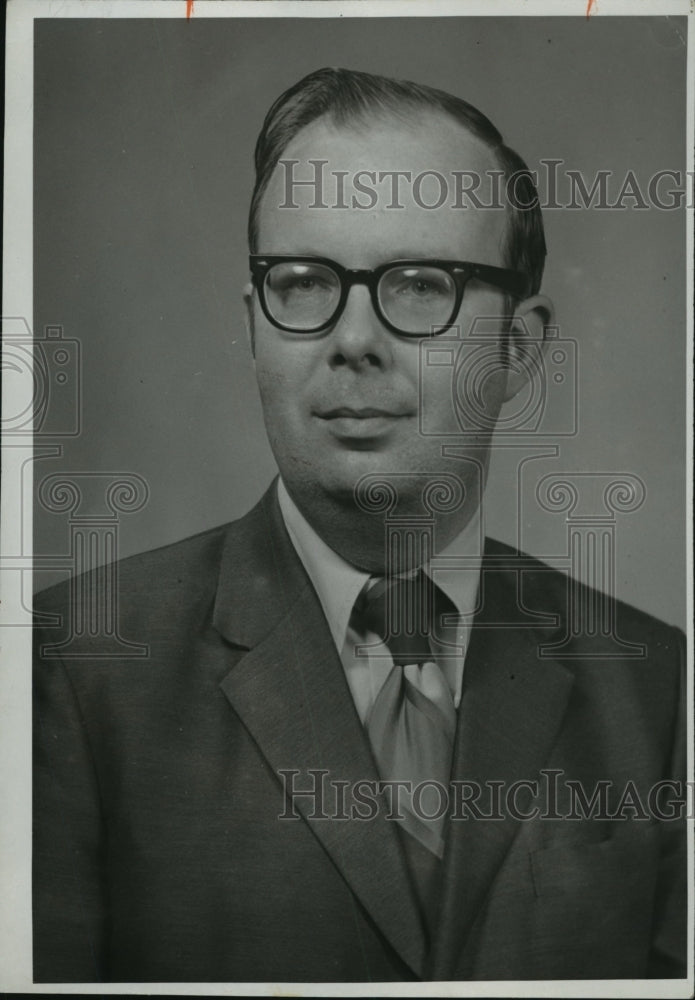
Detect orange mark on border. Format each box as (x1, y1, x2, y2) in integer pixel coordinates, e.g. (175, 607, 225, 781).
(186, 0, 194, 18)
(586, 0, 596, 17)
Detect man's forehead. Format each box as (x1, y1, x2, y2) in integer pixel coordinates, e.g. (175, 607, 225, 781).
(257, 110, 507, 263)
(274, 109, 498, 186)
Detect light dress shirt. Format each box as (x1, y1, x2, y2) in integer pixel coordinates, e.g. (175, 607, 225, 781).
(277, 478, 483, 724)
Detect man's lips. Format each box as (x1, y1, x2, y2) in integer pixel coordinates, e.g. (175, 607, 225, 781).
(315, 406, 413, 419)
(313, 405, 414, 442)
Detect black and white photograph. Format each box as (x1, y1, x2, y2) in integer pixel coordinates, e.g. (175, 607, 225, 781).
(1, 1, 692, 994)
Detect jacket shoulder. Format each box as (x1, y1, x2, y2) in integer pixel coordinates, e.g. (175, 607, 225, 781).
(484, 538, 684, 760)
(484, 536, 683, 647)
(34, 521, 233, 618)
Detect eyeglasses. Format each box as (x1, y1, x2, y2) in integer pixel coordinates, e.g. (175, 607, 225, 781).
(249, 255, 529, 337)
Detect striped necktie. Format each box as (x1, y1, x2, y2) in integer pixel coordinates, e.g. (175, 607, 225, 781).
(351, 571, 457, 921)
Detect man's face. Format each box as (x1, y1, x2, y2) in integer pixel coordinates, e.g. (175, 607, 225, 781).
(247, 111, 515, 529)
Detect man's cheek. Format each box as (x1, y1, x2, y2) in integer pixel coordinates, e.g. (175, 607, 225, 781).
(257, 370, 309, 434)
(255, 360, 292, 404)
(452, 344, 508, 433)
(417, 339, 509, 437)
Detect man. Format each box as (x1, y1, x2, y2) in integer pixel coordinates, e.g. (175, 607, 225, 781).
(33, 67, 687, 983)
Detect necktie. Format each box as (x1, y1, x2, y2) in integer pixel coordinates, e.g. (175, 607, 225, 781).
(351, 572, 457, 921)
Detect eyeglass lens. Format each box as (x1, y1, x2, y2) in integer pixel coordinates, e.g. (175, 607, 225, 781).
(263, 261, 457, 334)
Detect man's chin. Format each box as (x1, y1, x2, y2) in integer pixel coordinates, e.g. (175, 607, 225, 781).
(281, 452, 396, 510)
(291, 455, 464, 516)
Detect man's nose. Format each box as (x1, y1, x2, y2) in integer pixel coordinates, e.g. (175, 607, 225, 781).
(328, 285, 392, 371)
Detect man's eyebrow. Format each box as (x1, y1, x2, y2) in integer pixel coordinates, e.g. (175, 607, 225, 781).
(373, 249, 457, 262)
(257, 249, 464, 263)
(257, 246, 328, 259)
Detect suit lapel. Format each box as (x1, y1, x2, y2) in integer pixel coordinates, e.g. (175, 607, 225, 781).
(212, 485, 428, 978)
(208, 492, 574, 980)
(430, 554, 574, 979)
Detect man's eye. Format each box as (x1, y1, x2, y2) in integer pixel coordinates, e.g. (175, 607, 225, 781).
(294, 276, 320, 291)
(413, 279, 439, 295)
(273, 272, 331, 294)
(396, 276, 447, 297)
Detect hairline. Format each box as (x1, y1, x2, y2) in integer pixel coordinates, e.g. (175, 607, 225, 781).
(250, 104, 516, 272)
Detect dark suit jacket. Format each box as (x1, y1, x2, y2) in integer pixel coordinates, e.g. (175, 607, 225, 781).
(33, 483, 687, 983)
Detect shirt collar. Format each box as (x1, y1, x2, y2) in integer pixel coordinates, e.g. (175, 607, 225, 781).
(277, 478, 483, 650)
(277, 478, 369, 651)
(428, 503, 483, 622)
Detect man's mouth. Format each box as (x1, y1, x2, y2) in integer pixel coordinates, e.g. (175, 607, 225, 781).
(317, 406, 410, 419)
(314, 405, 414, 442)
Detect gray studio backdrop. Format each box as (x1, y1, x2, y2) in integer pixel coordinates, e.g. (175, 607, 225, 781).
(33, 16, 687, 627)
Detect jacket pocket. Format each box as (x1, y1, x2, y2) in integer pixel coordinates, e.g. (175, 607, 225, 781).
(530, 821, 661, 898)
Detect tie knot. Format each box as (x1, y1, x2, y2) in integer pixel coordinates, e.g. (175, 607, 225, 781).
(354, 571, 436, 666)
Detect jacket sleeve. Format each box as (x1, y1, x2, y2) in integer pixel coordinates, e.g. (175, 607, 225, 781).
(33, 626, 108, 982)
(646, 629, 688, 978)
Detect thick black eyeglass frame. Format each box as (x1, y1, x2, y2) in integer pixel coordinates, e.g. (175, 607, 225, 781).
(249, 254, 530, 337)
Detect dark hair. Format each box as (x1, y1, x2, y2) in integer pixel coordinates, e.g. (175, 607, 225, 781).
(248, 66, 547, 297)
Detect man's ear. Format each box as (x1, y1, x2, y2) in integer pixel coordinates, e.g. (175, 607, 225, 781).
(243, 281, 256, 359)
(502, 294, 555, 402)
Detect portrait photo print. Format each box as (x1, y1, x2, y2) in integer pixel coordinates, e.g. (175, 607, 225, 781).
(1, 3, 691, 995)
